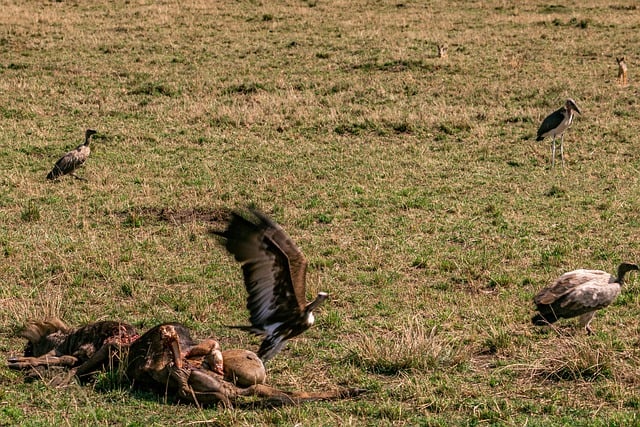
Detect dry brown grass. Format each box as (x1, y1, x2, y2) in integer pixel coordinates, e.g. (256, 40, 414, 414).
(346, 315, 466, 375)
(2, 0, 640, 425)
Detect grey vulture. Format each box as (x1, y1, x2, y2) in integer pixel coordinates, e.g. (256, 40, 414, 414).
(47, 129, 97, 180)
(532, 262, 638, 333)
(215, 208, 328, 363)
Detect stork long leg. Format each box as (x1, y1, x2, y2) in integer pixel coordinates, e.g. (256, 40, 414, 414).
(559, 134, 565, 168)
(550, 136, 556, 168)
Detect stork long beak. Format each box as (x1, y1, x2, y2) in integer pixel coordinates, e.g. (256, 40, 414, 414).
(567, 100, 581, 115)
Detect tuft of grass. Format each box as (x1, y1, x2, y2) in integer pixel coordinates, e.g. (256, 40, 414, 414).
(516, 338, 614, 382)
(481, 326, 512, 355)
(20, 201, 40, 222)
(122, 212, 143, 228)
(346, 316, 465, 375)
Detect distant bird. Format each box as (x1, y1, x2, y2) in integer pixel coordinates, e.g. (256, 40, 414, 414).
(536, 99, 581, 168)
(215, 208, 328, 363)
(47, 129, 97, 180)
(532, 262, 639, 334)
(617, 56, 628, 86)
(437, 43, 448, 58)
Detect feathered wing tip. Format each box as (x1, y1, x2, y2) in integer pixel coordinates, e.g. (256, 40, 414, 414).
(213, 206, 274, 233)
(257, 335, 288, 363)
(212, 215, 267, 278)
(211, 208, 261, 246)
(46, 166, 62, 180)
(247, 207, 280, 229)
(226, 324, 263, 335)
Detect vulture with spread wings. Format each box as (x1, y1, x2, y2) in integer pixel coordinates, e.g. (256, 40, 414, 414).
(532, 262, 638, 333)
(215, 208, 328, 362)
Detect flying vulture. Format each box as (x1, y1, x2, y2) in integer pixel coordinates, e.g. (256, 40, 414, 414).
(532, 262, 638, 333)
(215, 208, 328, 362)
(47, 129, 97, 180)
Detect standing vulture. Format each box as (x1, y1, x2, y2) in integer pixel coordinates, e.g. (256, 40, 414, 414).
(215, 208, 328, 363)
(532, 262, 638, 333)
(47, 129, 97, 180)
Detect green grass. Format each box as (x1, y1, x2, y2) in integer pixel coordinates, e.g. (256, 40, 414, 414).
(2, 0, 640, 425)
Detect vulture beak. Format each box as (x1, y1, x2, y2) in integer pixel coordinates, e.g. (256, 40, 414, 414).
(306, 292, 329, 312)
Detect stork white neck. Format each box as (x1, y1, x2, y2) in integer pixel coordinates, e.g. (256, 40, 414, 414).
(565, 108, 575, 126)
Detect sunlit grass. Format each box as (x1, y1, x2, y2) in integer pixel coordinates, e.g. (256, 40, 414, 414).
(1, 0, 640, 425)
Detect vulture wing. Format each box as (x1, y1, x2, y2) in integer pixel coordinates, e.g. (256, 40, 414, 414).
(559, 279, 621, 311)
(51, 145, 88, 176)
(251, 209, 308, 312)
(534, 269, 608, 305)
(218, 209, 307, 332)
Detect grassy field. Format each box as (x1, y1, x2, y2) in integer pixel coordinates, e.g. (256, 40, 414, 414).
(2, 0, 640, 425)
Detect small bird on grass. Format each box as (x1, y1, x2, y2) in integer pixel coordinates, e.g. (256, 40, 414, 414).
(47, 129, 97, 181)
(214, 208, 328, 363)
(536, 99, 581, 169)
(532, 262, 638, 334)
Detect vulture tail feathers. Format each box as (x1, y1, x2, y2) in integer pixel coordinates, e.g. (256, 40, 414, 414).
(47, 167, 63, 180)
(226, 324, 263, 335)
(257, 336, 287, 363)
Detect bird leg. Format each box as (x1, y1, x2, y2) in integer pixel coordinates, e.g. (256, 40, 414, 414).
(550, 136, 556, 168)
(559, 134, 565, 169)
(578, 311, 596, 335)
